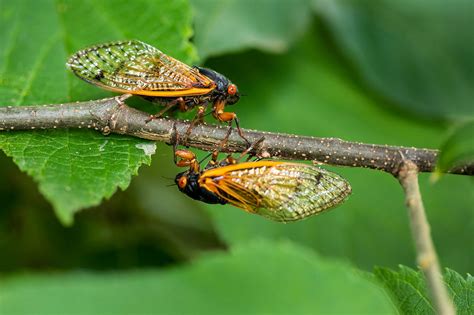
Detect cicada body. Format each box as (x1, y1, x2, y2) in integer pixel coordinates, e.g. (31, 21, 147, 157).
(67, 40, 245, 142)
(175, 159, 352, 222)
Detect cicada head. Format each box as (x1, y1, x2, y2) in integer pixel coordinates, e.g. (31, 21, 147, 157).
(196, 67, 240, 105)
(175, 170, 227, 205)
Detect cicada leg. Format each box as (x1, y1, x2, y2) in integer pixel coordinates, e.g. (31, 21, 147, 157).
(182, 103, 208, 145)
(115, 93, 133, 106)
(206, 136, 266, 171)
(145, 97, 186, 123)
(212, 100, 250, 148)
(237, 136, 265, 162)
(174, 149, 200, 172)
(172, 131, 200, 173)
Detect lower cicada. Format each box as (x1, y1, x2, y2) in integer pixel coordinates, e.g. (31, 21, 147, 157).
(173, 147, 352, 222)
(67, 40, 247, 142)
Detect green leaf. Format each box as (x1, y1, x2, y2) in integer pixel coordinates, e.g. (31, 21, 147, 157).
(0, 0, 194, 224)
(445, 269, 474, 314)
(374, 265, 474, 315)
(190, 0, 313, 59)
(0, 241, 396, 314)
(198, 25, 474, 273)
(315, 0, 474, 119)
(435, 120, 474, 175)
(0, 131, 155, 224)
(374, 266, 433, 314)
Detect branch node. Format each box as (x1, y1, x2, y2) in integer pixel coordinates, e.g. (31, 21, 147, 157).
(418, 252, 436, 270)
(101, 126, 111, 136)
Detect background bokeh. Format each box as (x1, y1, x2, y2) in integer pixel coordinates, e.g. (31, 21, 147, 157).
(0, 0, 472, 313)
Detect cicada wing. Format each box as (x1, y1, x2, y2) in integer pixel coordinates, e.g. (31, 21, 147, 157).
(202, 162, 351, 222)
(200, 174, 261, 213)
(67, 40, 214, 95)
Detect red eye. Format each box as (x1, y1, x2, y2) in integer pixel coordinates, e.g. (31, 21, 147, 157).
(178, 176, 188, 189)
(227, 84, 237, 96)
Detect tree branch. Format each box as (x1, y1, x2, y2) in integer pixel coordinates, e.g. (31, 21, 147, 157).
(0, 97, 472, 176)
(397, 161, 455, 315)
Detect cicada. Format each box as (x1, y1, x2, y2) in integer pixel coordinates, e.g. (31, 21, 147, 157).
(173, 149, 352, 222)
(66, 40, 246, 142)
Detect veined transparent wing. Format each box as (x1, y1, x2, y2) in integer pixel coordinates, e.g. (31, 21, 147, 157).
(200, 161, 352, 222)
(67, 40, 214, 96)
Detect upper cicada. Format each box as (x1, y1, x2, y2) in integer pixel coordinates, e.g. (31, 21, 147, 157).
(173, 148, 352, 222)
(67, 40, 246, 142)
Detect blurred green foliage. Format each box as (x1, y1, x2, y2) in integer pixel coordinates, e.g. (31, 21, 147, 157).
(0, 0, 472, 314)
(1, 241, 397, 314)
(435, 120, 474, 176)
(191, 0, 313, 59)
(316, 0, 474, 119)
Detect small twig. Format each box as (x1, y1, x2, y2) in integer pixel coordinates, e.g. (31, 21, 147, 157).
(0, 97, 473, 175)
(398, 161, 456, 315)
